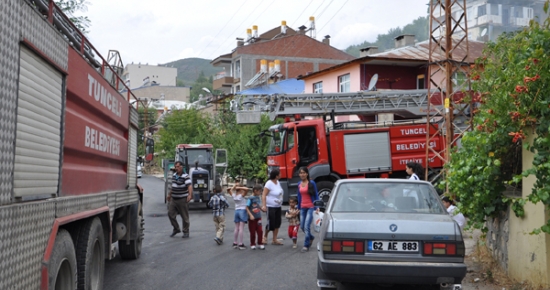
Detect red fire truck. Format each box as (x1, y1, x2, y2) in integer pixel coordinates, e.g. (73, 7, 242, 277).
(0, 1, 142, 289)
(235, 90, 449, 203)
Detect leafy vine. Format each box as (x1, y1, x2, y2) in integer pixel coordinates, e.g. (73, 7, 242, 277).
(444, 2, 550, 234)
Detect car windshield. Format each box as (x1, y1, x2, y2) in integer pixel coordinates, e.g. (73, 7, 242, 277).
(267, 129, 286, 154)
(330, 182, 446, 214)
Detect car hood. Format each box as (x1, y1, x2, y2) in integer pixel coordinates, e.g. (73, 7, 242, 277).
(326, 212, 461, 241)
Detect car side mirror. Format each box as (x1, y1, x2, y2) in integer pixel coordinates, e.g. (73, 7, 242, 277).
(314, 200, 326, 213)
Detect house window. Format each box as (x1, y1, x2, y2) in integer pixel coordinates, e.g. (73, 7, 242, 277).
(417, 74, 425, 89)
(478, 4, 487, 16)
(514, 7, 523, 18)
(313, 82, 323, 93)
(235, 60, 241, 79)
(452, 71, 468, 87)
(338, 74, 350, 92)
(490, 4, 499, 15)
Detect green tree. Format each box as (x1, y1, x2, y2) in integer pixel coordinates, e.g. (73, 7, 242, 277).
(156, 108, 211, 160)
(189, 71, 213, 103)
(209, 110, 274, 182)
(55, 0, 91, 33)
(444, 3, 550, 234)
(176, 79, 186, 87)
(136, 106, 157, 156)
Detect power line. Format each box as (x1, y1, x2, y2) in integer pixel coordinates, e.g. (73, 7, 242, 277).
(318, 0, 350, 33)
(206, 0, 271, 59)
(197, 0, 248, 57)
(290, 0, 315, 28)
(316, 0, 336, 20)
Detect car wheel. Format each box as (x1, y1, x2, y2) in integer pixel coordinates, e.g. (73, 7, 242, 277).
(316, 181, 334, 203)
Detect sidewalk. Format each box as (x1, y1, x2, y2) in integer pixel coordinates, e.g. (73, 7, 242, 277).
(461, 229, 506, 290)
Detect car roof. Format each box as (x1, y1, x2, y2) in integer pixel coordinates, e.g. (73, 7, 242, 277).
(334, 178, 432, 186)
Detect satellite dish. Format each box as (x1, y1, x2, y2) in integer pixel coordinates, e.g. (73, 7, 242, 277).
(367, 74, 378, 91)
(480, 28, 487, 37)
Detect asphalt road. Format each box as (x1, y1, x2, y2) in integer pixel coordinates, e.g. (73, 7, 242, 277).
(103, 175, 493, 290)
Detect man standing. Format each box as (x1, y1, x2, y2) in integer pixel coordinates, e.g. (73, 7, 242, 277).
(167, 161, 193, 238)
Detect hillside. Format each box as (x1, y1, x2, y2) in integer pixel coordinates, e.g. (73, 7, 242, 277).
(163, 58, 222, 87)
(344, 16, 429, 57)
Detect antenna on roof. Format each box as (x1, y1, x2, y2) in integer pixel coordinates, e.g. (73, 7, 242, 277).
(367, 74, 378, 91)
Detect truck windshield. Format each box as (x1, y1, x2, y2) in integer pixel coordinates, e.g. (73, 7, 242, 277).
(184, 150, 210, 165)
(267, 129, 286, 154)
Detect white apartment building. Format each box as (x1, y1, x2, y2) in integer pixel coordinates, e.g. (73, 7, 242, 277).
(123, 63, 177, 90)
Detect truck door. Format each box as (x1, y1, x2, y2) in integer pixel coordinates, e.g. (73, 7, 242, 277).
(214, 149, 228, 187)
(285, 128, 299, 181)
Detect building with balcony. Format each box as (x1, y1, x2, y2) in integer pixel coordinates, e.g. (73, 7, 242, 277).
(122, 63, 177, 90)
(432, 0, 546, 42)
(298, 35, 485, 122)
(211, 21, 355, 94)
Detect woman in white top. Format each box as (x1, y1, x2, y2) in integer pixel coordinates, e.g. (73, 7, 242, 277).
(261, 169, 284, 245)
(442, 196, 466, 230)
(406, 162, 424, 180)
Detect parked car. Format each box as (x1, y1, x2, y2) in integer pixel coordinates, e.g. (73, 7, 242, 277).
(137, 163, 142, 178)
(315, 179, 466, 290)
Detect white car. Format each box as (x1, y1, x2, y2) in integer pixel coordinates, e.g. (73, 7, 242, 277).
(137, 164, 142, 178)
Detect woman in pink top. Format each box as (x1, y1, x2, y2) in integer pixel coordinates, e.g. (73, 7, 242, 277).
(296, 167, 320, 252)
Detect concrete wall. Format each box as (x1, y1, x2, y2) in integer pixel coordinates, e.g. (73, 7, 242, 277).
(488, 132, 550, 288)
(132, 86, 190, 103)
(486, 209, 510, 272)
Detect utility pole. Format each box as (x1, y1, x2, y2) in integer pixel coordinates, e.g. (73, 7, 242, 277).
(426, 0, 472, 187)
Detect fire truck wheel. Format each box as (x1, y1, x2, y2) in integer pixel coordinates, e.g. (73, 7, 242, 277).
(48, 229, 77, 290)
(76, 217, 105, 290)
(316, 181, 334, 203)
(119, 202, 143, 260)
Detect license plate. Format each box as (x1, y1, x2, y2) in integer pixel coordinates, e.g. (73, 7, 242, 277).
(197, 179, 204, 184)
(367, 240, 419, 252)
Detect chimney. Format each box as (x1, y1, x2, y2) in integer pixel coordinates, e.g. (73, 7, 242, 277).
(236, 37, 244, 47)
(394, 34, 415, 48)
(298, 25, 307, 35)
(360, 46, 379, 57)
(281, 20, 287, 34)
(322, 35, 330, 45)
(252, 25, 258, 38)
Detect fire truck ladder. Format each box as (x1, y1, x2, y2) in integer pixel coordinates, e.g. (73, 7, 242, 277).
(232, 89, 442, 121)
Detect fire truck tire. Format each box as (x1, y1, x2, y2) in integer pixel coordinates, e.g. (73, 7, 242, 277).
(48, 229, 78, 290)
(119, 202, 143, 260)
(316, 181, 334, 203)
(75, 217, 105, 290)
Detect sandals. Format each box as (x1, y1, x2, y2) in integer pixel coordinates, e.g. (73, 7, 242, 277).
(271, 240, 284, 245)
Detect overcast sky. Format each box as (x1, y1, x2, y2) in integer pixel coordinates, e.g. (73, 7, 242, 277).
(80, 0, 429, 65)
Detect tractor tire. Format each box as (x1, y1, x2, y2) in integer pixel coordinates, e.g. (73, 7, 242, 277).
(316, 181, 335, 203)
(75, 217, 105, 290)
(119, 202, 143, 260)
(48, 229, 78, 290)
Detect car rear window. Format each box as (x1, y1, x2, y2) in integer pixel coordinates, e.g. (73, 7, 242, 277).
(330, 182, 445, 214)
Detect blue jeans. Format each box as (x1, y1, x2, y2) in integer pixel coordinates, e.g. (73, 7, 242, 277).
(300, 207, 315, 248)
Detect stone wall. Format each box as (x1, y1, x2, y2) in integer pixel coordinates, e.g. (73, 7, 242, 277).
(485, 208, 510, 272)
